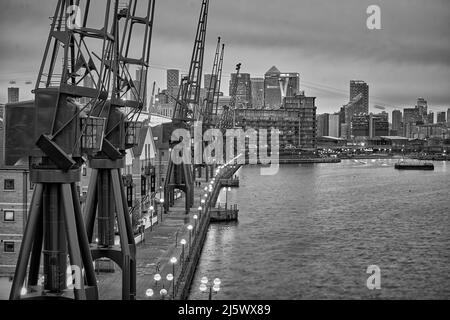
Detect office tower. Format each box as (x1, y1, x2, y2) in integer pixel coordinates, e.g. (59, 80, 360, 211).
(279, 72, 300, 99)
(416, 97, 428, 120)
(167, 69, 180, 92)
(328, 114, 340, 138)
(392, 110, 403, 134)
(264, 66, 282, 109)
(7, 87, 19, 103)
(251, 78, 264, 109)
(352, 115, 370, 137)
(369, 112, 389, 138)
(350, 80, 369, 115)
(437, 111, 446, 123)
(230, 73, 252, 108)
(317, 114, 330, 137)
(447, 108, 450, 124)
(427, 112, 434, 124)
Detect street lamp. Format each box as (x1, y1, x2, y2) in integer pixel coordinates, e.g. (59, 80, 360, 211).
(145, 288, 154, 297)
(149, 206, 154, 231)
(166, 271, 175, 300)
(154, 273, 161, 287)
(199, 277, 221, 300)
(193, 215, 198, 234)
(180, 239, 187, 262)
(160, 288, 168, 300)
(198, 206, 203, 219)
(187, 225, 194, 252)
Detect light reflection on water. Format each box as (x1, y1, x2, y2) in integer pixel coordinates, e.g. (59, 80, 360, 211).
(189, 160, 450, 300)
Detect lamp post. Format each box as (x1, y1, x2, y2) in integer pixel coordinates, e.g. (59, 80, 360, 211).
(145, 289, 154, 299)
(187, 225, 194, 254)
(199, 277, 221, 300)
(166, 273, 174, 300)
(160, 288, 168, 300)
(160, 199, 165, 223)
(180, 239, 187, 262)
(170, 256, 177, 299)
(198, 206, 203, 220)
(193, 215, 198, 234)
(149, 206, 154, 231)
(154, 273, 161, 287)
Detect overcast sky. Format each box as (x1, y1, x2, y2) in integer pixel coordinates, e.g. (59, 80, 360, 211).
(0, 0, 449, 115)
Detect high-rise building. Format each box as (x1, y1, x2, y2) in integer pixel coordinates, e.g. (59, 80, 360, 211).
(230, 73, 252, 108)
(403, 108, 422, 137)
(284, 94, 317, 149)
(416, 97, 428, 121)
(447, 108, 450, 124)
(317, 114, 330, 137)
(264, 66, 282, 109)
(7, 87, 19, 103)
(167, 69, 180, 92)
(279, 73, 300, 99)
(251, 78, 264, 109)
(392, 110, 403, 134)
(350, 80, 369, 116)
(329, 114, 340, 138)
(369, 112, 389, 138)
(351, 115, 369, 137)
(437, 111, 446, 123)
(427, 112, 434, 124)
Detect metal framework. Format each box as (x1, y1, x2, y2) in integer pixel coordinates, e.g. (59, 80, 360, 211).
(84, 0, 156, 300)
(164, 0, 210, 214)
(9, 0, 117, 300)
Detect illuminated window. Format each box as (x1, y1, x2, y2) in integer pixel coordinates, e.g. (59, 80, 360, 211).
(4, 211, 15, 222)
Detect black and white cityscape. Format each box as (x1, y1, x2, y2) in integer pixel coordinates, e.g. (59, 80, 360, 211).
(0, 0, 449, 304)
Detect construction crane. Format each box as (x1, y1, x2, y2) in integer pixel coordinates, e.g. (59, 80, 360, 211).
(83, 0, 155, 301)
(7, 0, 118, 300)
(164, 0, 209, 214)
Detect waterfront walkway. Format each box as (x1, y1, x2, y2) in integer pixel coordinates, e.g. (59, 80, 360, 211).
(97, 164, 241, 300)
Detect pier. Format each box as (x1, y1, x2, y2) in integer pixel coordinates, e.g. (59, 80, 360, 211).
(97, 164, 241, 300)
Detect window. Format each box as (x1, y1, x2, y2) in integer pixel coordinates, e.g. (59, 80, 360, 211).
(4, 179, 15, 191)
(82, 167, 87, 176)
(4, 210, 15, 222)
(4, 242, 15, 253)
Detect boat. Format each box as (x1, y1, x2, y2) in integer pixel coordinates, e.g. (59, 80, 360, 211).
(395, 160, 434, 170)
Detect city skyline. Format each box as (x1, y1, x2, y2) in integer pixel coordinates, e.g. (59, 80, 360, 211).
(0, 0, 449, 114)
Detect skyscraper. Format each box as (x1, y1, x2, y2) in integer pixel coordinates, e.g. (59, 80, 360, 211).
(350, 80, 369, 115)
(251, 78, 264, 109)
(416, 97, 428, 121)
(392, 110, 403, 134)
(427, 112, 434, 124)
(317, 114, 330, 137)
(230, 73, 252, 108)
(279, 73, 300, 99)
(7, 87, 19, 103)
(447, 108, 450, 124)
(328, 114, 340, 138)
(264, 66, 282, 109)
(167, 69, 180, 92)
(437, 111, 446, 123)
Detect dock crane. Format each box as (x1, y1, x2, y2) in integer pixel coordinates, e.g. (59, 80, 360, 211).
(195, 37, 225, 181)
(7, 0, 118, 300)
(164, 0, 209, 214)
(83, 0, 156, 300)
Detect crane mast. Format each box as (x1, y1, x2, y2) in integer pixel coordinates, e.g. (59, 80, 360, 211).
(164, 0, 210, 214)
(9, 0, 118, 300)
